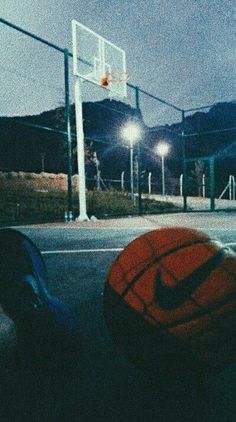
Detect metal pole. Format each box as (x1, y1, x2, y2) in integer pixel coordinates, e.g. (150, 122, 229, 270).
(202, 174, 206, 198)
(74, 77, 89, 221)
(161, 156, 165, 196)
(209, 157, 215, 211)
(94, 152, 101, 191)
(181, 110, 187, 211)
(121, 171, 125, 191)
(130, 139, 134, 202)
(148, 172, 152, 195)
(228, 175, 235, 201)
(64, 49, 73, 220)
(0, 17, 65, 53)
(137, 140, 142, 214)
(229, 175, 232, 200)
(97, 170, 101, 191)
(135, 86, 142, 215)
(233, 176, 236, 201)
(180, 174, 183, 196)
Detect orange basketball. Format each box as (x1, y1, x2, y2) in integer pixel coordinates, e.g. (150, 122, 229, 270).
(103, 227, 236, 381)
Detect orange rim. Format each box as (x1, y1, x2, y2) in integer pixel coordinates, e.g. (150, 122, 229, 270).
(100, 71, 128, 87)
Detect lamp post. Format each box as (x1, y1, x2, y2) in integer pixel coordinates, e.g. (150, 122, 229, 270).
(155, 142, 170, 196)
(121, 122, 141, 203)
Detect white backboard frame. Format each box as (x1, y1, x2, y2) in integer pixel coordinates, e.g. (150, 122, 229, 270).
(72, 19, 127, 99)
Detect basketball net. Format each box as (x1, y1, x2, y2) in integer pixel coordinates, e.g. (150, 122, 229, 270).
(100, 71, 128, 101)
(100, 70, 129, 88)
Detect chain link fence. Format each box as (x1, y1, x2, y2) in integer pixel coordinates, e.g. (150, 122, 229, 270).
(0, 18, 235, 224)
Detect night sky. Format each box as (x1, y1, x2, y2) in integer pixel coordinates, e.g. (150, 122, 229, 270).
(0, 0, 235, 124)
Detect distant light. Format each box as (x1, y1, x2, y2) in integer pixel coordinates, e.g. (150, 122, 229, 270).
(121, 122, 141, 144)
(155, 142, 170, 157)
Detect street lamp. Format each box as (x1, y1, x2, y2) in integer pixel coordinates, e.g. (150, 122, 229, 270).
(155, 142, 170, 196)
(121, 122, 141, 202)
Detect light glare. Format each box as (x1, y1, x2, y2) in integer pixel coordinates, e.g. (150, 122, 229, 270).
(155, 142, 170, 157)
(121, 122, 141, 144)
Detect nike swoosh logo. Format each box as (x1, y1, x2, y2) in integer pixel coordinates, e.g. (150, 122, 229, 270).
(155, 246, 228, 310)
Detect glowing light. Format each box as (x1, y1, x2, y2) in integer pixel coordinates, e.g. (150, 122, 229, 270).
(155, 142, 170, 157)
(121, 122, 141, 144)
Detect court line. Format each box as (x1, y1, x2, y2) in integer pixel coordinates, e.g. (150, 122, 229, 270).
(42, 248, 124, 255)
(13, 225, 236, 231)
(14, 226, 154, 230)
(42, 241, 236, 255)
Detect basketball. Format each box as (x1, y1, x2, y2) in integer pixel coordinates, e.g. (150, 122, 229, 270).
(103, 227, 236, 381)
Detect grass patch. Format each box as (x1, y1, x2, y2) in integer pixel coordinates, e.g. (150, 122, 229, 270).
(86, 190, 136, 217)
(0, 184, 181, 225)
(0, 186, 68, 224)
(85, 191, 181, 218)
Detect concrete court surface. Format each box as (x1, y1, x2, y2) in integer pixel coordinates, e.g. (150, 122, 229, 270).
(0, 211, 235, 421)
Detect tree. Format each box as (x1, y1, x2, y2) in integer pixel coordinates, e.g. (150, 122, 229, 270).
(191, 160, 208, 197)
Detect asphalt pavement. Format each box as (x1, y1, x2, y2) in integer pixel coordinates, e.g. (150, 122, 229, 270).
(1, 213, 236, 421)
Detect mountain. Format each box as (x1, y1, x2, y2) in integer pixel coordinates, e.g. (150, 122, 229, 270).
(0, 99, 139, 174)
(0, 100, 235, 180)
(148, 102, 236, 157)
(147, 101, 236, 180)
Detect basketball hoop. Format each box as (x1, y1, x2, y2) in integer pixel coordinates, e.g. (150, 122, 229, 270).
(100, 70, 129, 88)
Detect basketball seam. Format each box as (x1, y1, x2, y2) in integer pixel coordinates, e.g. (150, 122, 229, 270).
(120, 249, 236, 334)
(162, 291, 236, 330)
(120, 239, 217, 298)
(154, 246, 228, 311)
(115, 233, 210, 289)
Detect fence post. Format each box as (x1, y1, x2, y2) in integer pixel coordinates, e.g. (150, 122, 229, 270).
(180, 174, 183, 196)
(202, 174, 206, 198)
(209, 157, 215, 211)
(229, 175, 235, 200)
(93, 152, 101, 191)
(97, 170, 101, 191)
(64, 49, 73, 220)
(181, 111, 187, 211)
(121, 171, 125, 191)
(233, 176, 235, 201)
(148, 172, 152, 194)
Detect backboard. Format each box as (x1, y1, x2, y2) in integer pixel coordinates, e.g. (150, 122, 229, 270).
(72, 20, 127, 99)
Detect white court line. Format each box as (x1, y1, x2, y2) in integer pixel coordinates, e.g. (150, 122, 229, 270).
(14, 226, 154, 230)
(13, 226, 236, 232)
(42, 241, 236, 255)
(42, 248, 123, 255)
(42, 243, 236, 255)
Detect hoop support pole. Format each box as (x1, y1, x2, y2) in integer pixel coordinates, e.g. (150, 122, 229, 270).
(74, 76, 89, 221)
